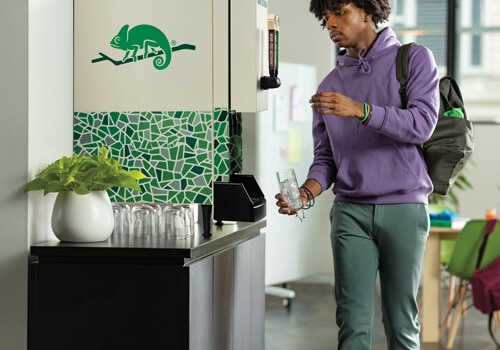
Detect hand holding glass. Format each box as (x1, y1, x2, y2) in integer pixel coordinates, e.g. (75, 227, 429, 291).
(276, 168, 303, 211)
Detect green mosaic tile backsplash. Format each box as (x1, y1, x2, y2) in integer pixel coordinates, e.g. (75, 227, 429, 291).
(74, 108, 238, 204)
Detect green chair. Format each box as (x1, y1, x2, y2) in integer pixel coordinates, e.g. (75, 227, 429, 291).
(439, 219, 500, 349)
(441, 239, 456, 266)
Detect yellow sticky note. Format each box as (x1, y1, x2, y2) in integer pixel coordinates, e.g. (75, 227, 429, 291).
(287, 128, 302, 163)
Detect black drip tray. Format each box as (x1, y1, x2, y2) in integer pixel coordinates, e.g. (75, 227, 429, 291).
(214, 174, 266, 225)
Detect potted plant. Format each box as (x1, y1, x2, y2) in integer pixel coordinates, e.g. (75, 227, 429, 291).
(25, 146, 145, 242)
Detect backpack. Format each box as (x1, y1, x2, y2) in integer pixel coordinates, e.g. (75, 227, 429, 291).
(396, 43, 474, 195)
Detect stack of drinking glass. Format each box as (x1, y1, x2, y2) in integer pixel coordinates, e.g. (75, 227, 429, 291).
(112, 203, 195, 240)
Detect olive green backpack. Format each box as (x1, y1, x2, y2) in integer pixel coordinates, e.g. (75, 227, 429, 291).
(396, 43, 474, 195)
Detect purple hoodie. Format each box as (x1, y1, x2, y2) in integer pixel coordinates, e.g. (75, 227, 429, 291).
(307, 27, 440, 204)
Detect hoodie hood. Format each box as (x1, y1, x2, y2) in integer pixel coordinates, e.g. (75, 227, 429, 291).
(336, 27, 400, 74)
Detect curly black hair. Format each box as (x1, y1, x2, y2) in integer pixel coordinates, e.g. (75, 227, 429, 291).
(309, 0, 391, 28)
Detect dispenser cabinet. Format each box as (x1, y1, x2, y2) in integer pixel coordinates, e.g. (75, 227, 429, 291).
(214, 174, 266, 224)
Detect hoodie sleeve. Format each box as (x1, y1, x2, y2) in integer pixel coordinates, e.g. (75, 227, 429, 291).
(365, 45, 440, 144)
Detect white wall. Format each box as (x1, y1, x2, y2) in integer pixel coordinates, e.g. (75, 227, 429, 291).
(455, 124, 500, 218)
(0, 1, 29, 348)
(271, 2, 336, 280)
(0, 0, 73, 348)
(268, 1, 334, 80)
(242, 64, 335, 285)
(28, 0, 74, 244)
(242, 1, 336, 285)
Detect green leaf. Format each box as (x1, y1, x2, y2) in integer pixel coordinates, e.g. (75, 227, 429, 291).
(24, 146, 146, 195)
(24, 178, 48, 192)
(127, 170, 147, 180)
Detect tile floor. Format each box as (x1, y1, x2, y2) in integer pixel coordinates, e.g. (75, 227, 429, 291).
(265, 278, 500, 350)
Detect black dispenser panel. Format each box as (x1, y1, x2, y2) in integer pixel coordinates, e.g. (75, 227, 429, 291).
(214, 174, 266, 225)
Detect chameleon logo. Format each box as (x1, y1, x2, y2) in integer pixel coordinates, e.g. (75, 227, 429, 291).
(91, 24, 196, 70)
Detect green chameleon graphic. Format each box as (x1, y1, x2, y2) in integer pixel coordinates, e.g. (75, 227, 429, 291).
(92, 24, 196, 70)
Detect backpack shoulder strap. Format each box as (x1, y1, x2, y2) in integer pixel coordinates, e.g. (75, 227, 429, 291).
(475, 219, 498, 269)
(396, 43, 416, 107)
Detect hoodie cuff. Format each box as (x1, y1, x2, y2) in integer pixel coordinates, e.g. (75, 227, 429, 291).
(364, 104, 385, 129)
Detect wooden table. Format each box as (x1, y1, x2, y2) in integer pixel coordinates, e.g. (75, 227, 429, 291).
(421, 226, 461, 343)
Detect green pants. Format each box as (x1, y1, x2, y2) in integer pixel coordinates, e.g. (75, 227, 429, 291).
(330, 202, 429, 350)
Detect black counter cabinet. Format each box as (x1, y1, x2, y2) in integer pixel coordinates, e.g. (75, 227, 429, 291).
(28, 220, 266, 350)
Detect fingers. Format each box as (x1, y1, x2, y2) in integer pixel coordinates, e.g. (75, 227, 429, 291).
(310, 91, 336, 101)
(309, 92, 362, 118)
(275, 193, 298, 216)
(310, 92, 340, 114)
(309, 92, 337, 103)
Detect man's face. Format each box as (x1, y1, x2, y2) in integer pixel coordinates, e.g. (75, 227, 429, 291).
(323, 3, 372, 50)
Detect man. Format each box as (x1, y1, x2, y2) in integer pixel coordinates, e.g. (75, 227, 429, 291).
(275, 1, 440, 349)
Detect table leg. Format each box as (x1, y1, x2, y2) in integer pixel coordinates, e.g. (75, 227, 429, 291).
(422, 232, 441, 343)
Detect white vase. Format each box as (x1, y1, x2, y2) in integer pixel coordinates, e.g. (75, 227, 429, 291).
(51, 191, 114, 242)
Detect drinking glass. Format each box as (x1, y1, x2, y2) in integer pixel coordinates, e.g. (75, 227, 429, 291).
(180, 205, 195, 238)
(163, 205, 195, 239)
(111, 203, 131, 237)
(144, 203, 163, 237)
(131, 203, 157, 238)
(163, 205, 184, 240)
(276, 168, 303, 211)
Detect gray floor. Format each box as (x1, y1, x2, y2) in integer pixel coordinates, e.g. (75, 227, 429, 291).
(265, 278, 500, 350)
